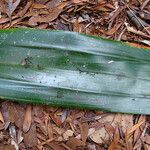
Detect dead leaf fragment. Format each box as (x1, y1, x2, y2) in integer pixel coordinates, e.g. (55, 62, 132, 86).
(79, 122, 89, 144)
(105, 22, 122, 35)
(23, 124, 37, 147)
(141, 136, 150, 144)
(126, 120, 145, 140)
(72, 0, 87, 4)
(5, 0, 21, 18)
(63, 130, 74, 140)
(0, 112, 4, 123)
(66, 137, 84, 150)
(90, 127, 109, 144)
(28, 2, 67, 26)
(23, 105, 32, 133)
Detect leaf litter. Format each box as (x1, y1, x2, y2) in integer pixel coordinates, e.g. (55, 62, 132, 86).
(0, 0, 150, 149)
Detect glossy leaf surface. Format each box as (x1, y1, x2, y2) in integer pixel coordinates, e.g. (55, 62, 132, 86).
(0, 28, 150, 114)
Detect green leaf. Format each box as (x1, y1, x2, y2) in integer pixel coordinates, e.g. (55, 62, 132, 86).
(1, 28, 150, 114)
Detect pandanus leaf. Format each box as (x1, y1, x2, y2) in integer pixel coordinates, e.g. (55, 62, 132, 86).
(0, 28, 150, 114)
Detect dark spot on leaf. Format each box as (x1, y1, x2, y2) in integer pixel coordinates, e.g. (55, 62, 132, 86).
(57, 90, 64, 98)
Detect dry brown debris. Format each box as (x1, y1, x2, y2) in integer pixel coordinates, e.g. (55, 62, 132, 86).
(0, 0, 150, 149)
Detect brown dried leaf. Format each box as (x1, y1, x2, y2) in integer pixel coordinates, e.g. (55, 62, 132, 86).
(1, 101, 15, 123)
(0, 144, 15, 150)
(16, 1, 32, 17)
(126, 25, 150, 39)
(63, 130, 74, 140)
(28, 2, 67, 26)
(141, 136, 150, 144)
(47, 123, 53, 139)
(46, 0, 61, 9)
(94, 3, 115, 12)
(66, 137, 84, 150)
(72, 0, 88, 4)
(49, 113, 62, 126)
(133, 139, 142, 150)
(140, 0, 150, 10)
(23, 123, 37, 148)
(113, 114, 133, 133)
(90, 127, 109, 144)
(23, 105, 32, 133)
(125, 120, 145, 140)
(14, 104, 25, 129)
(32, 3, 46, 9)
(134, 115, 145, 144)
(5, 0, 21, 18)
(0, 112, 4, 123)
(104, 123, 115, 138)
(79, 122, 89, 144)
(108, 141, 116, 150)
(73, 20, 81, 32)
(47, 142, 66, 150)
(105, 22, 122, 35)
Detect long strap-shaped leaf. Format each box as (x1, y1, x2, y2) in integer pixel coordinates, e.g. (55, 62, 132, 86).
(0, 28, 150, 114)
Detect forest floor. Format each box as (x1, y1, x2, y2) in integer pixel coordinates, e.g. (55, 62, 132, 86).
(0, 0, 150, 149)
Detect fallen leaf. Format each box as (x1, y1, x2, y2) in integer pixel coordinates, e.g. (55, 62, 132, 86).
(141, 136, 150, 144)
(66, 137, 84, 150)
(105, 22, 122, 35)
(23, 123, 37, 147)
(90, 127, 109, 144)
(47, 142, 66, 150)
(72, 0, 88, 4)
(113, 126, 120, 145)
(16, 1, 32, 17)
(53, 126, 65, 135)
(94, 2, 115, 11)
(0, 112, 4, 123)
(108, 141, 116, 150)
(47, 123, 53, 139)
(28, 2, 67, 26)
(1, 101, 15, 123)
(32, 3, 46, 9)
(125, 120, 145, 140)
(0, 144, 15, 150)
(49, 113, 62, 126)
(113, 114, 133, 133)
(23, 105, 32, 133)
(14, 104, 25, 129)
(63, 130, 74, 140)
(79, 122, 89, 144)
(46, 0, 61, 9)
(5, 0, 21, 18)
(134, 115, 145, 144)
(126, 25, 150, 39)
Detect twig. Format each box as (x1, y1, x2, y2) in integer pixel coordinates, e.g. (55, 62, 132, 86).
(121, 1, 150, 35)
(125, 23, 150, 39)
(140, 0, 150, 10)
(127, 7, 150, 35)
